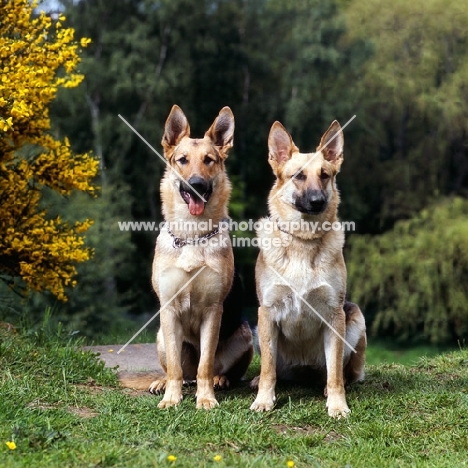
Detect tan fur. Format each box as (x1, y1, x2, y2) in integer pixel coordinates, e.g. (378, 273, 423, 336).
(119, 105, 253, 409)
(250, 121, 366, 418)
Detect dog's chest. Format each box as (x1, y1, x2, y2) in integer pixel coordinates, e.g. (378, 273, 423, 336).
(175, 246, 205, 272)
(269, 281, 331, 329)
(269, 282, 331, 364)
(261, 252, 337, 336)
(264, 252, 331, 303)
(154, 231, 234, 316)
(158, 230, 232, 275)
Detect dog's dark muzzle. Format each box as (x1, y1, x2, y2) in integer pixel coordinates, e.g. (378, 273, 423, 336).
(295, 189, 328, 215)
(179, 176, 213, 216)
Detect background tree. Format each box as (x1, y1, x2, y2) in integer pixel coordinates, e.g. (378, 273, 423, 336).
(347, 197, 468, 344)
(342, 0, 468, 231)
(340, 0, 468, 344)
(0, 0, 97, 301)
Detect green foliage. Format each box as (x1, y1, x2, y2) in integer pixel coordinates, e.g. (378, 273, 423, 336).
(342, 0, 468, 230)
(347, 197, 468, 344)
(0, 312, 116, 386)
(0, 181, 136, 339)
(49, 184, 137, 337)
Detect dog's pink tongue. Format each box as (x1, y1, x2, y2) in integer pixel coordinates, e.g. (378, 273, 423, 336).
(188, 196, 205, 216)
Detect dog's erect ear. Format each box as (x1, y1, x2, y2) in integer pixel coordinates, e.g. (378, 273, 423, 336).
(268, 121, 298, 173)
(317, 120, 344, 169)
(205, 107, 235, 157)
(161, 105, 190, 155)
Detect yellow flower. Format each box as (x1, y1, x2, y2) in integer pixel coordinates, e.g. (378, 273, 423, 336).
(167, 455, 177, 462)
(286, 461, 295, 468)
(213, 455, 222, 462)
(6, 441, 17, 450)
(80, 37, 92, 47)
(0, 0, 98, 301)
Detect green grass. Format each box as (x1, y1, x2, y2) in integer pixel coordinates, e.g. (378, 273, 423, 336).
(365, 340, 456, 366)
(1, 327, 468, 467)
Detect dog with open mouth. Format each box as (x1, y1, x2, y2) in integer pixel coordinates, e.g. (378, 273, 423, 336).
(178, 177, 212, 216)
(119, 105, 253, 409)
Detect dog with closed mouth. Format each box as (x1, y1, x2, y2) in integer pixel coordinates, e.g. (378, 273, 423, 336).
(119, 105, 253, 409)
(250, 120, 366, 418)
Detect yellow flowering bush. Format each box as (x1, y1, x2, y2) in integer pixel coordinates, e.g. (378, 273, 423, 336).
(0, 1, 98, 301)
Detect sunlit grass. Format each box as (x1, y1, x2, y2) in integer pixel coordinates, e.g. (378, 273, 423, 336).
(1, 325, 467, 467)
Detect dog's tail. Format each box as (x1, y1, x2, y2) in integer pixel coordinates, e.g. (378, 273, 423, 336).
(118, 371, 164, 390)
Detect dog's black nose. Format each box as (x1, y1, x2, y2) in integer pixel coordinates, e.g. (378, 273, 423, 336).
(295, 189, 328, 214)
(308, 190, 327, 212)
(187, 176, 209, 194)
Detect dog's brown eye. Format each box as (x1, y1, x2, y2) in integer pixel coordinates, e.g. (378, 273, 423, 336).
(320, 170, 330, 180)
(204, 156, 215, 165)
(177, 156, 188, 165)
(293, 171, 306, 181)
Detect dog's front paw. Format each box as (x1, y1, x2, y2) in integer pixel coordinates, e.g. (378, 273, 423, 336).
(250, 395, 276, 412)
(213, 375, 230, 390)
(157, 395, 183, 409)
(196, 397, 219, 410)
(326, 395, 350, 419)
(149, 378, 166, 395)
(155, 380, 183, 408)
(327, 405, 350, 419)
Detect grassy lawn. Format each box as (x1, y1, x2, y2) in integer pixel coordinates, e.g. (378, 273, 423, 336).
(1, 327, 468, 468)
(365, 340, 457, 366)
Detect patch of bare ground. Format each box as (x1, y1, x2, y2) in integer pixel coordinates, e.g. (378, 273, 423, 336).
(323, 431, 345, 443)
(272, 424, 344, 444)
(27, 399, 58, 411)
(67, 407, 99, 419)
(75, 377, 108, 394)
(272, 424, 322, 437)
(121, 387, 150, 397)
(27, 399, 99, 418)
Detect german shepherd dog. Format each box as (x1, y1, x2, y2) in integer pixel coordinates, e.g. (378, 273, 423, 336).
(119, 105, 253, 409)
(250, 120, 366, 418)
